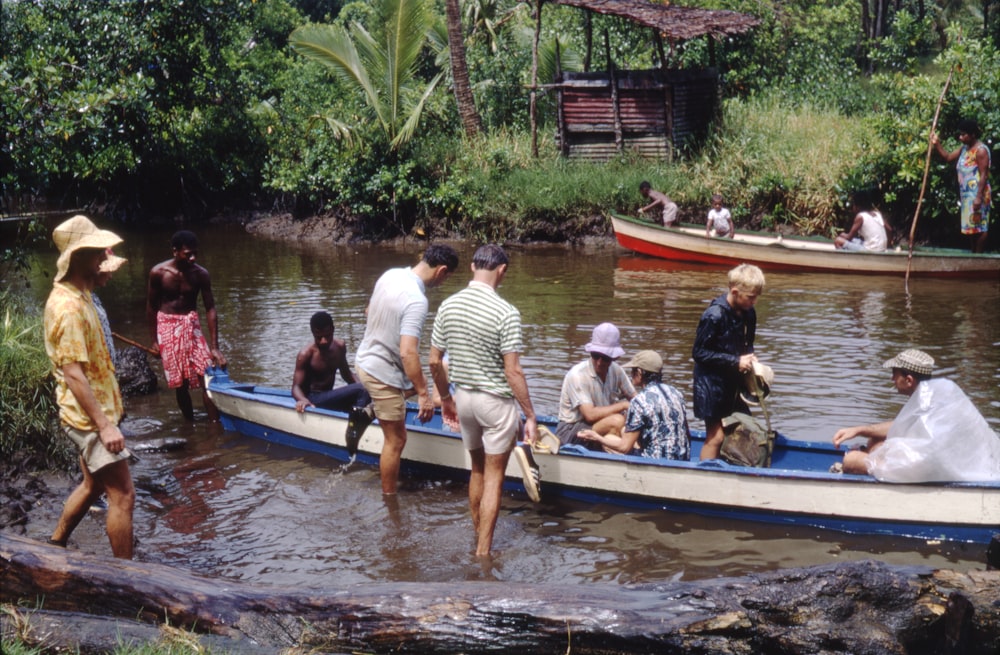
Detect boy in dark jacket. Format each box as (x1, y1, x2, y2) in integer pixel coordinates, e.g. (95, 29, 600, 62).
(692, 264, 765, 460)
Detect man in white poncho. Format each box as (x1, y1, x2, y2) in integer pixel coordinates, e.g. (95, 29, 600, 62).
(832, 349, 1000, 482)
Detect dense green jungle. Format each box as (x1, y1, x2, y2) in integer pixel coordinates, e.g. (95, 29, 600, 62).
(2, 0, 999, 250)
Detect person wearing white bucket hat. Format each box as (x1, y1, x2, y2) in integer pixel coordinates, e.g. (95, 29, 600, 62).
(578, 350, 691, 460)
(43, 215, 135, 558)
(555, 322, 636, 447)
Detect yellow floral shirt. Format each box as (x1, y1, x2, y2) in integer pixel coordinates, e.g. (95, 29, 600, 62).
(44, 282, 123, 430)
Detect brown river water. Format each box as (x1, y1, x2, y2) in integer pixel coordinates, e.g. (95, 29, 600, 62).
(19, 222, 1000, 585)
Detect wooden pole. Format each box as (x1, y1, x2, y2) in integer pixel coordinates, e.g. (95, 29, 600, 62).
(606, 30, 623, 154)
(530, 0, 542, 158)
(112, 332, 157, 356)
(905, 65, 954, 294)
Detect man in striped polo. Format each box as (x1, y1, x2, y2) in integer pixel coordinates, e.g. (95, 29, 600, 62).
(430, 244, 539, 558)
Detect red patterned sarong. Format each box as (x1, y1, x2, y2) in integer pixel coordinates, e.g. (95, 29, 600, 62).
(157, 311, 213, 389)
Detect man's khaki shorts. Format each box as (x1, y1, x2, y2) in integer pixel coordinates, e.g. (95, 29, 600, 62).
(63, 425, 132, 474)
(357, 367, 408, 422)
(454, 388, 521, 455)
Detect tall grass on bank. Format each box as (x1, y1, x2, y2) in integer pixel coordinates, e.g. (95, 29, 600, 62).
(437, 95, 883, 240)
(0, 291, 72, 469)
(685, 95, 884, 234)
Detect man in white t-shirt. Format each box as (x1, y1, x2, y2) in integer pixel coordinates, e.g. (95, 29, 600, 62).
(835, 191, 890, 252)
(355, 244, 458, 494)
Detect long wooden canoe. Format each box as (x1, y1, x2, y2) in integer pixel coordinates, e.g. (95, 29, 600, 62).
(207, 370, 1000, 544)
(610, 213, 1000, 277)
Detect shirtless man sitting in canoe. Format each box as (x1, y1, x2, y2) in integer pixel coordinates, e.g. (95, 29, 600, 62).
(292, 311, 373, 452)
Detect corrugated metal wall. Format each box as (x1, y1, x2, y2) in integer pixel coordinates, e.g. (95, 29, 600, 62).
(557, 69, 719, 161)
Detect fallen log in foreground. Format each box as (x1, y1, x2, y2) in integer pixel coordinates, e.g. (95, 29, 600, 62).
(2, 533, 998, 654)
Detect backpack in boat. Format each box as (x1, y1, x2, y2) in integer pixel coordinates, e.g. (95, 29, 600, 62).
(719, 412, 775, 468)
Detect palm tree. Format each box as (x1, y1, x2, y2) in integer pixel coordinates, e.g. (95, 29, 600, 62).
(445, 0, 483, 137)
(288, 0, 442, 150)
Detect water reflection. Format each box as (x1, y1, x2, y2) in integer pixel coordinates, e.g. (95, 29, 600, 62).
(19, 224, 999, 587)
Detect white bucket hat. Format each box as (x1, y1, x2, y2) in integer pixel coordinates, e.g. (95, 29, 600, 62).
(584, 322, 626, 359)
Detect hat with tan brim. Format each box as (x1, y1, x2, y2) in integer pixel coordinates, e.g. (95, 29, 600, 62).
(99, 249, 128, 273)
(53, 215, 123, 281)
(740, 361, 774, 406)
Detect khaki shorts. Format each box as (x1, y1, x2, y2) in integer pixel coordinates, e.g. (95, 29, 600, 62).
(357, 367, 408, 422)
(454, 388, 521, 455)
(63, 425, 132, 474)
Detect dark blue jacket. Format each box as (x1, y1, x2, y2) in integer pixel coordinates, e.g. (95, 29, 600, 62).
(692, 294, 756, 420)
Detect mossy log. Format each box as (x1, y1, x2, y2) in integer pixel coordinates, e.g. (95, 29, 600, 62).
(2, 533, 998, 654)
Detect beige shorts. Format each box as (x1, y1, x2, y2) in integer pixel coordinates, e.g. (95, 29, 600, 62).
(357, 367, 408, 422)
(63, 425, 132, 474)
(454, 388, 521, 455)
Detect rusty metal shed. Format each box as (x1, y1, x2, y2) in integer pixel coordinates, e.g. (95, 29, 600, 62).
(530, 0, 759, 160)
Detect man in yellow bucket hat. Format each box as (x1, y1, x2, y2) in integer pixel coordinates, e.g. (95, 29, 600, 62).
(44, 215, 135, 558)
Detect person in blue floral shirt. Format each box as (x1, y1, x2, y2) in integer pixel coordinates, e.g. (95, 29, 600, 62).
(578, 350, 690, 460)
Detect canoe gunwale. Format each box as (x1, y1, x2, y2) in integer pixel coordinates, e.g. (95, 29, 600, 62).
(207, 375, 1000, 544)
(609, 213, 1000, 277)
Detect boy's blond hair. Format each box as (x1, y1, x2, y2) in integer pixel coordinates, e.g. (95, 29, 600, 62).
(728, 263, 765, 294)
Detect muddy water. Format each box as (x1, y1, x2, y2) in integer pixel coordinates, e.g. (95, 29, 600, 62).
(21, 223, 999, 585)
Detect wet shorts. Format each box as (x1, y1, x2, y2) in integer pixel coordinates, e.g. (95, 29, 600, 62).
(454, 388, 521, 455)
(63, 425, 132, 474)
(357, 367, 408, 422)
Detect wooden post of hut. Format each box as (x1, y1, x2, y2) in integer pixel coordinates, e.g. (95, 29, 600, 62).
(530, 0, 543, 158)
(534, 0, 760, 161)
(662, 72, 674, 162)
(605, 30, 623, 153)
(555, 41, 569, 157)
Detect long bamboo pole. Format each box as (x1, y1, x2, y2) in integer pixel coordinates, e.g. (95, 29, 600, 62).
(112, 332, 157, 356)
(905, 65, 955, 294)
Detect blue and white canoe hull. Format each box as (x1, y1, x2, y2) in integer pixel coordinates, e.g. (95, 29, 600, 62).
(207, 372, 1000, 544)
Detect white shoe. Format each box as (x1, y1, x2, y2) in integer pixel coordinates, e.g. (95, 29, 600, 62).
(513, 444, 541, 502)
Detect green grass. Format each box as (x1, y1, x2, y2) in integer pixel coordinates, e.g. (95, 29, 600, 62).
(432, 93, 883, 240)
(0, 291, 73, 468)
(2, 604, 238, 655)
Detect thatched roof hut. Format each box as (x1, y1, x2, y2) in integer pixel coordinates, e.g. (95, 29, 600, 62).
(550, 0, 760, 41)
(528, 0, 760, 160)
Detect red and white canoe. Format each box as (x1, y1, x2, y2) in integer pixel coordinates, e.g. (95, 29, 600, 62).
(610, 213, 1000, 278)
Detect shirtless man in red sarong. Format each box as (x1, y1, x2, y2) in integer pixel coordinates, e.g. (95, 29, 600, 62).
(146, 230, 226, 421)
